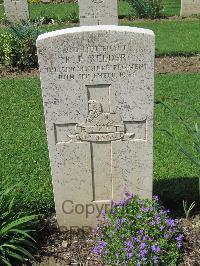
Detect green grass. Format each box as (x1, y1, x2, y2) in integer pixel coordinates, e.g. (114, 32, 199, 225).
(0, 1, 196, 57)
(0, 15, 199, 56)
(0, 73, 199, 214)
(0, 78, 53, 214)
(162, 0, 181, 16)
(29, 2, 79, 22)
(122, 20, 200, 56)
(0, 2, 134, 22)
(39, 19, 200, 56)
(0, 0, 181, 22)
(154, 73, 200, 206)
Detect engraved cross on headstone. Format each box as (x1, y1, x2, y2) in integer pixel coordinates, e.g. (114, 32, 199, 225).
(54, 84, 146, 202)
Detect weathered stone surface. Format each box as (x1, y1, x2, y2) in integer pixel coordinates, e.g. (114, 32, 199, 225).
(181, 0, 200, 16)
(78, 0, 118, 26)
(3, 0, 29, 22)
(37, 26, 155, 229)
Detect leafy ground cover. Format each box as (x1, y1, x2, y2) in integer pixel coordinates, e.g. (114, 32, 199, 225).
(0, 73, 199, 215)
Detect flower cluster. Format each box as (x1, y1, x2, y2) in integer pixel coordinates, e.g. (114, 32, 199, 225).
(93, 193, 183, 265)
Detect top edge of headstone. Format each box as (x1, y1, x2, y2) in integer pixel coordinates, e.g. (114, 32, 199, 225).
(37, 25, 154, 43)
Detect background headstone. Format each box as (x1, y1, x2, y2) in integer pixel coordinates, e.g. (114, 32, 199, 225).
(37, 26, 155, 229)
(79, 0, 118, 26)
(180, 0, 200, 16)
(3, 0, 29, 22)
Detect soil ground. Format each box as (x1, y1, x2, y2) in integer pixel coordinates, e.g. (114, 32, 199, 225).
(0, 56, 199, 80)
(155, 56, 200, 74)
(24, 216, 101, 266)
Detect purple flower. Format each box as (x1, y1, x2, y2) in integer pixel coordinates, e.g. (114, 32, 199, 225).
(125, 240, 134, 249)
(133, 236, 140, 243)
(176, 233, 184, 241)
(116, 218, 120, 223)
(137, 214, 142, 219)
(176, 234, 184, 249)
(140, 249, 148, 259)
(172, 227, 178, 233)
(101, 208, 106, 216)
(140, 242, 146, 250)
(164, 234, 169, 239)
(177, 242, 182, 249)
(141, 207, 149, 212)
(166, 218, 175, 227)
(93, 241, 108, 256)
(150, 221, 155, 226)
(111, 200, 115, 207)
(125, 191, 134, 199)
(126, 252, 133, 258)
(153, 195, 159, 201)
(160, 225, 165, 231)
(153, 255, 158, 265)
(110, 208, 115, 214)
(155, 215, 161, 224)
(142, 235, 147, 241)
(119, 199, 126, 206)
(121, 218, 126, 223)
(151, 245, 160, 253)
(138, 229, 144, 235)
(98, 240, 107, 248)
(160, 209, 167, 215)
(116, 218, 126, 226)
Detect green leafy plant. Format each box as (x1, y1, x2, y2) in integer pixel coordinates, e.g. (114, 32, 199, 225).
(173, 119, 200, 170)
(66, 9, 79, 23)
(0, 185, 38, 265)
(183, 200, 196, 219)
(94, 193, 183, 265)
(0, 22, 41, 70)
(9, 22, 40, 69)
(0, 32, 16, 66)
(128, 0, 163, 19)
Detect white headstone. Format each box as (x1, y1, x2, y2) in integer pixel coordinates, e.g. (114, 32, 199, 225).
(181, 0, 200, 16)
(3, 0, 29, 22)
(37, 26, 155, 229)
(79, 0, 118, 26)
